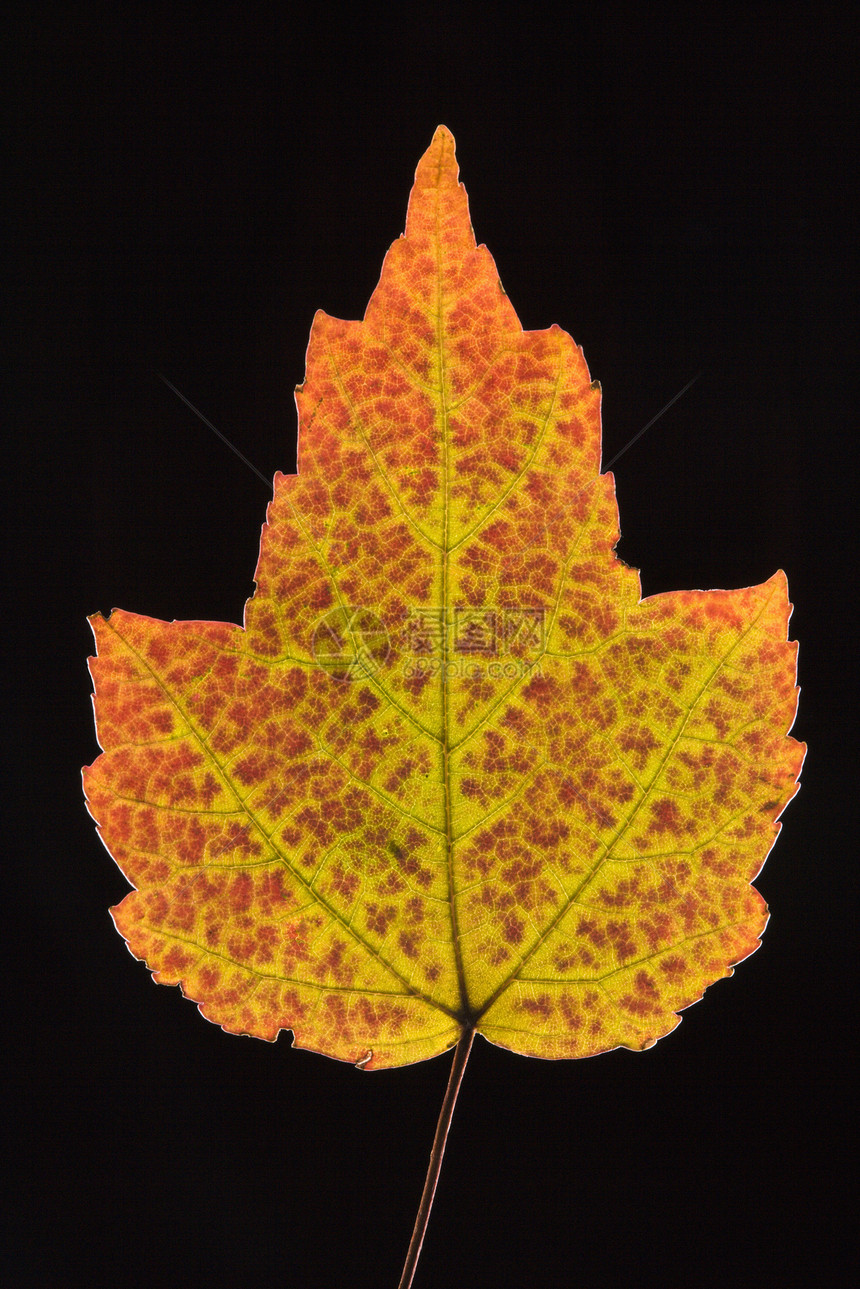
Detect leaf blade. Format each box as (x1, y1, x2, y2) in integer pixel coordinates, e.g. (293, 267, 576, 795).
(85, 126, 804, 1067)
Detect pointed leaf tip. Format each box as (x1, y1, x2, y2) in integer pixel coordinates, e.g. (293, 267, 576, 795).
(430, 123, 456, 149)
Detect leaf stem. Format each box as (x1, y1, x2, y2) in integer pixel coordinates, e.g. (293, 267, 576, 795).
(397, 1026, 476, 1289)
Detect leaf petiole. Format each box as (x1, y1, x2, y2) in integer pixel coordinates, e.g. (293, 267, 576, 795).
(398, 1026, 476, 1289)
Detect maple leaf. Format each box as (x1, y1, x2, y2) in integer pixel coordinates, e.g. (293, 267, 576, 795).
(85, 126, 804, 1077)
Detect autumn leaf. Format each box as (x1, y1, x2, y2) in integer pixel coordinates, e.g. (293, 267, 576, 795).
(84, 125, 804, 1076)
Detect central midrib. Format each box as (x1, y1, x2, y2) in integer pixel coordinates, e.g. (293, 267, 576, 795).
(434, 145, 471, 1025)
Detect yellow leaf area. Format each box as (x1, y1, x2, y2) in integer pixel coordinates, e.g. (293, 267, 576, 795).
(85, 127, 804, 1069)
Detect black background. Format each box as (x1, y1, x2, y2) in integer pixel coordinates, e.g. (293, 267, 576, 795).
(7, 5, 854, 1287)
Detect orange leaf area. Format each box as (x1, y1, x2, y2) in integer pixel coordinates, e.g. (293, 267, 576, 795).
(85, 127, 804, 1069)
